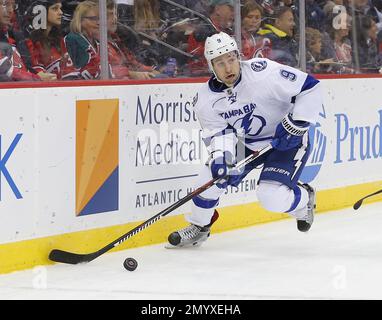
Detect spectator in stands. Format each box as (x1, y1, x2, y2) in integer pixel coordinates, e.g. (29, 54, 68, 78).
(186, 0, 234, 76)
(0, 0, 43, 80)
(242, 1, 263, 35)
(206, 0, 234, 33)
(321, 0, 345, 60)
(106, 0, 158, 79)
(0, 1, 13, 29)
(306, 27, 322, 74)
(126, 0, 181, 70)
(27, 0, 79, 80)
(355, 14, 382, 72)
(257, 6, 299, 67)
(305, 26, 335, 73)
(323, 0, 347, 17)
(326, 12, 354, 73)
(241, 1, 269, 60)
(65, 0, 101, 79)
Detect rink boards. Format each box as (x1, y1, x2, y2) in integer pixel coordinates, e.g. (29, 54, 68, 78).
(0, 76, 381, 273)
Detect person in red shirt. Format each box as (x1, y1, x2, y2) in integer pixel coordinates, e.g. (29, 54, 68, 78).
(0, 0, 42, 81)
(241, 1, 272, 60)
(186, 0, 234, 76)
(65, 1, 101, 80)
(106, 0, 157, 79)
(26, 0, 80, 80)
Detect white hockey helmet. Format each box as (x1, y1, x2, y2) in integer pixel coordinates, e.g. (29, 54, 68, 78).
(204, 32, 239, 74)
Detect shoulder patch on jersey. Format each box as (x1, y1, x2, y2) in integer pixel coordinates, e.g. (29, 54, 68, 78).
(251, 60, 267, 72)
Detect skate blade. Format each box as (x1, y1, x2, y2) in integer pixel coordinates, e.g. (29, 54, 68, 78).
(164, 242, 203, 249)
(164, 243, 179, 249)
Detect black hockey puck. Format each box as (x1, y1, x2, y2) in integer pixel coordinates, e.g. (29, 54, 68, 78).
(123, 257, 138, 271)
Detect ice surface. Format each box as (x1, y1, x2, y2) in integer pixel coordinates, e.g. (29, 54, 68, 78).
(1, 202, 382, 300)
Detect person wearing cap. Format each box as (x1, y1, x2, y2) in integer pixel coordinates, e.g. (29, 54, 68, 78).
(186, 0, 234, 76)
(167, 32, 322, 248)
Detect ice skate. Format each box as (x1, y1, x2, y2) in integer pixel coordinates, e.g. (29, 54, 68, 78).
(166, 210, 219, 248)
(166, 224, 211, 248)
(296, 183, 316, 232)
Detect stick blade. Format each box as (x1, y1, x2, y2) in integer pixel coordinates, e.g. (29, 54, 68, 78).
(49, 249, 96, 265)
(353, 200, 363, 210)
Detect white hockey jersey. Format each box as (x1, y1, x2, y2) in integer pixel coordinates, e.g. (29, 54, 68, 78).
(193, 58, 323, 154)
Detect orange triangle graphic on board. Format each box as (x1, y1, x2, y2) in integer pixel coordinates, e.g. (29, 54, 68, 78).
(76, 99, 119, 215)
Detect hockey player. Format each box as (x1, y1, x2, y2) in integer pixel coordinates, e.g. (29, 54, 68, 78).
(168, 32, 322, 248)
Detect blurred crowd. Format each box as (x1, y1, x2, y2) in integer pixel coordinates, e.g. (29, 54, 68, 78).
(1, 0, 382, 82)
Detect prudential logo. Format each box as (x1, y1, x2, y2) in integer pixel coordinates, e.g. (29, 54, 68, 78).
(300, 105, 327, 183)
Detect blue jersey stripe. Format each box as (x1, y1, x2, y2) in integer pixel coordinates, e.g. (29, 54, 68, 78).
(301, 74, 319, 93)
(291, 74, 319, 103)
(192, 195, 219, 209)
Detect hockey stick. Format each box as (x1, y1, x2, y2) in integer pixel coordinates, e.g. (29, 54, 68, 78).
(353, 189, 382, 210)
(49, 144, 273, 264)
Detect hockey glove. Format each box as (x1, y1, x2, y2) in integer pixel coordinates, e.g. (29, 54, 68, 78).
(272, 114, 310, 151)
(209, 151, 243, 189)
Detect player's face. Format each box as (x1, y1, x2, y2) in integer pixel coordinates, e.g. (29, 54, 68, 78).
(242, 9, 262, 33)
(48, 3, 63, 27)
(212, 51, 240, 87)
